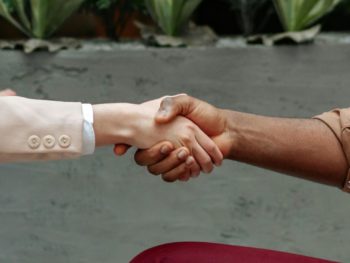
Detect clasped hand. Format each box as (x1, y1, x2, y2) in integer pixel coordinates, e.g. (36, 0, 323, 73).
(114, 94, 232, 182)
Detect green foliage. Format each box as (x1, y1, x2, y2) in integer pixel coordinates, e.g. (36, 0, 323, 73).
(2, 0, 14, 11)
(145, 0, 202, 36)
(0, 0, 84, 38)
(273, 0, 342, 32)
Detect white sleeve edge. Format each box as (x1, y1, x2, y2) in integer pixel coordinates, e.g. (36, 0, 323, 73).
(81, 104, 95, 155)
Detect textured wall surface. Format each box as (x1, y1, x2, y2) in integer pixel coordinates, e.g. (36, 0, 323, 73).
(0, 45, 349, 262)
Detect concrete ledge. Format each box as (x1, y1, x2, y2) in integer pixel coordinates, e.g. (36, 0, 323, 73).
(0, 45, 349, 262)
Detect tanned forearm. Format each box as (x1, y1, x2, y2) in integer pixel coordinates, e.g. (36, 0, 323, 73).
(225, 110, 348, 188)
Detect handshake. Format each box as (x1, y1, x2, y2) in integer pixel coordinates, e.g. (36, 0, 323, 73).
(2, 89, 346, 190)
(93, 94, 233, 182)
(0, 89, 231, 181)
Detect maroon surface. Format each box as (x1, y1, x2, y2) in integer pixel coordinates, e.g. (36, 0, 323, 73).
(131, 242, 338, 263)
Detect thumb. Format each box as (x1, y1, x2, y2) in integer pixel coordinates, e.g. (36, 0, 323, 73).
(155, 94, 196, 124)
(113, 144, 131, 156)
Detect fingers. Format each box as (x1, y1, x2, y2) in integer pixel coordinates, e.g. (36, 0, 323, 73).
(138, 128, 221, 179)
(134, 141, 174, 166)
(146, 151, 201, 182)
(0, 89, 16, 96)
(155, 94, 197, 123)
(113, 144, 131, 156)
(147, 147, 189, 175)
(195, 129, 223, 166)
(191, 140, 214, 174)
(187, 156, 201, 178)
(162, 162, 191, 183)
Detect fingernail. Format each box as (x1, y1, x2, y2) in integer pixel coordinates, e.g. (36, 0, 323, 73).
(186, 157, 194, 166)
(179, 176, 189, 182)
(192, 172, 200, 178)
(215, 160, 223, 167)
(177, 150, 187, 160)
(160, 145, 170, 154)
(202, 167, 211, 174)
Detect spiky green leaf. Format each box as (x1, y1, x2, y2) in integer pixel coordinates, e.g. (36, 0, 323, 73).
(274, 0, 341, 31)
(0, 0, 30, 35)
(30, 0, 84, 38)
(0, 0, 84, 38)
(145, 0, 202, 36)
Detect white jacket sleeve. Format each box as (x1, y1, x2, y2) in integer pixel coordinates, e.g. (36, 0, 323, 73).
(0, 96, 84, 163)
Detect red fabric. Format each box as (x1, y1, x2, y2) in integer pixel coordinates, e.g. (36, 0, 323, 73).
(130, 242, 338, 263)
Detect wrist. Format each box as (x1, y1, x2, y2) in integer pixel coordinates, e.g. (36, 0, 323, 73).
(92, 103, 139, 147)
(224, 110, 266, 162)
(222, 109, 243, 160)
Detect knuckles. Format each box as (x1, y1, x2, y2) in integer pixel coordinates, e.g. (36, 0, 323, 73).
(179, 134, 193, 145)
(179, 125, 196, 145)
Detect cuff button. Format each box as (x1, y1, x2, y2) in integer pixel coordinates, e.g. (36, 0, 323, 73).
(59, 135, 71, 148)
(28, 135, 41, 149)
(43, 135, 56, 149)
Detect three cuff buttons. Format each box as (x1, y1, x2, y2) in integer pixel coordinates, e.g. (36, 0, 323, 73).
(27, 135, 71, 149)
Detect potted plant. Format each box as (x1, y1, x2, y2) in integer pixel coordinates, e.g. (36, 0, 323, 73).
(0, 0, 85, 52)
(140, 0, 216, 47)
(0, 0, 85, 39)
(255, 0, 342, 45)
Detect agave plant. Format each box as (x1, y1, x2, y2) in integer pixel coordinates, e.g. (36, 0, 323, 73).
(273, 0, 341, 32)
(0, 0, 84, 39)
(145, 0, 202, 36)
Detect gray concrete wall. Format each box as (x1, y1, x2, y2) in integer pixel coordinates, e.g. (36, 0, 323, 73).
(0, 45, 349, 262)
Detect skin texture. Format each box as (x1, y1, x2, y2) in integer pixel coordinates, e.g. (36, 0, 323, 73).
(132, 95, 348, 188)
(93, 98, 223, 181)
(0, 89, 16, 96)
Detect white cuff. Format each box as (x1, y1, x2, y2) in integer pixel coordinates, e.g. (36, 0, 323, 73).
(82, 104, 95, 155)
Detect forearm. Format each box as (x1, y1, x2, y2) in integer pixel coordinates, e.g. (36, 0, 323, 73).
(225, 110, 348, 188)
(92, 102, 172, 149)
